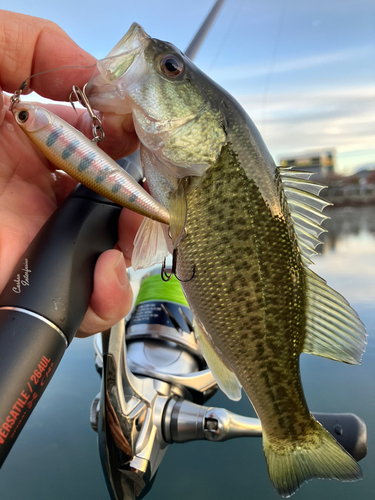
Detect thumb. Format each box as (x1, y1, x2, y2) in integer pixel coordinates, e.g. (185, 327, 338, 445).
(76, 249, 133, 337)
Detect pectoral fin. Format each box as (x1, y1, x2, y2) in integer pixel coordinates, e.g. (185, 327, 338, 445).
(195, 321, 242, 401)
(169, 178, 188, 249)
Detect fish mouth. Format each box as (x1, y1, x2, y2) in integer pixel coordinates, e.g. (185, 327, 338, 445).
(86, 23, 150, 112)
(99, 23, 149, 81)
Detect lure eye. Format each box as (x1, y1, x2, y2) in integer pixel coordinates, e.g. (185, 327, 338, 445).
(160, 54, 184, 78)
(17, 110, 29, 123)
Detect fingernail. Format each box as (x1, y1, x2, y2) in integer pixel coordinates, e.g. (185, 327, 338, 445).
(114, 253, 128, 288)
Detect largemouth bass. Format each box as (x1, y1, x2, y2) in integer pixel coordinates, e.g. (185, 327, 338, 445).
(87, 23, 367, 497)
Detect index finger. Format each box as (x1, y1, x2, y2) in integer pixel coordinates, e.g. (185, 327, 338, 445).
(0, 10, 96, 101)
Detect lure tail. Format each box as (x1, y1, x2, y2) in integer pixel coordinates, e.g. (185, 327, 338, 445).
(263, 418, 362, 497)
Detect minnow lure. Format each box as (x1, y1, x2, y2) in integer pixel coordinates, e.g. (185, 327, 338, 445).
(11, 101, 170, 225)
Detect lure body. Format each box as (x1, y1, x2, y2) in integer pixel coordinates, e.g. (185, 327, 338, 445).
(12, 102, 170, 225)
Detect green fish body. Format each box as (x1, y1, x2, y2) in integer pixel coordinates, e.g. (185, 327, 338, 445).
(88, 23, 367, 497)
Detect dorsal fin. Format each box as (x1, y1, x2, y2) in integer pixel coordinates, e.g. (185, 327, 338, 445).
(278, 167, 331, 260)
(278, 167, 367, 364)
(278, 168, 315, 181)
(304, 269, 367, 364)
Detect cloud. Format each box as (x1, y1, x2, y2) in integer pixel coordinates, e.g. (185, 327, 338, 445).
(232, 85, 375, 171)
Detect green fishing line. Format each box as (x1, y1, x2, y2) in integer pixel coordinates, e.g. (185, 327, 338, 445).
(135, 274, 188, 306)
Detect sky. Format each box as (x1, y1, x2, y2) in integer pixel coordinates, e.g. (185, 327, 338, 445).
(2, 0, 375, 174)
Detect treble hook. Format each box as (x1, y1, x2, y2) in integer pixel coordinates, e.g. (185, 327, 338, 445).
(161, 248, 195, 283)
(69, 84, 105, 143)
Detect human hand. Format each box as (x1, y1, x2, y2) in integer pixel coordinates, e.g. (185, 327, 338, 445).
(0, 11, 143, 336)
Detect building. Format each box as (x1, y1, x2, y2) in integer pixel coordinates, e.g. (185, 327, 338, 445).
(279, 150, 335, 177)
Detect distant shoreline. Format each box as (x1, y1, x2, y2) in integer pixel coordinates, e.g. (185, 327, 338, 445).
(323, 185, 375, 207)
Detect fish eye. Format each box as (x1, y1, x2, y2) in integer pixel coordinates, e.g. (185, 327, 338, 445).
(160, 54, 184, 78)
(17, 110, 29, 123)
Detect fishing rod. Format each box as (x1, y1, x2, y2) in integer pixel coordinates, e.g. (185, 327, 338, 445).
(185, 0, 226, 60)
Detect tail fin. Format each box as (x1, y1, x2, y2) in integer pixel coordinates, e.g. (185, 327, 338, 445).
(263, 419, 362, 498)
